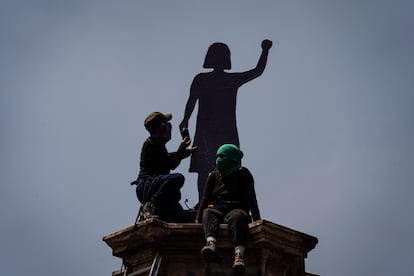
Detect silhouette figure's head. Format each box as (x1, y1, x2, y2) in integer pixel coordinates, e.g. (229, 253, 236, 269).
(203, 42, 231, 70)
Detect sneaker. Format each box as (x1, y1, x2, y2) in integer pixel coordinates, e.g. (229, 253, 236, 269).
(201, 241, 223, 262)
(142, 202, 159, 220)
(232, 252, 245, 274)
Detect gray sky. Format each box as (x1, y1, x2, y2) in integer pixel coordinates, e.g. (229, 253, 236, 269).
(1, 1, 413, 275)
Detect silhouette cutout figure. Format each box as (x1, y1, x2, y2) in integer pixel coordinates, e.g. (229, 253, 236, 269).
(180, 39, 272, 204)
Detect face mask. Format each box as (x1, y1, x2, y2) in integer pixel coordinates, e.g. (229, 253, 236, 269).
(160, 122, 171, 142)
(150, 122, 171, 144)
(216, 156, 240, 177)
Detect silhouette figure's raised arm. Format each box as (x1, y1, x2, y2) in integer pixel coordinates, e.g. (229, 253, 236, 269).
(234, 39, 272, 86)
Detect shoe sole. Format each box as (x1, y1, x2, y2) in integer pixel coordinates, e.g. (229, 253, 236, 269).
(201, 248, 223, 262)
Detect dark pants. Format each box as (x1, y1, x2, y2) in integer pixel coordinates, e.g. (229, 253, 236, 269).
(202, 208, 250, 246)
(136, 173, 185, 222)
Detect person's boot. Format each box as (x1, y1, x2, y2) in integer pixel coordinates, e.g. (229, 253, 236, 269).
(201, 241, 222, 262)
(142, 202, 159, 220)
(232, 252, 245, 274)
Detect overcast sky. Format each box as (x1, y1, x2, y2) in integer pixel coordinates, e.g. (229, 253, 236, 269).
(1, 1, 413, 275)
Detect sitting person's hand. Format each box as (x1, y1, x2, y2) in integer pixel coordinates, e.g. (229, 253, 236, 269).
(179, 137, 198, 153)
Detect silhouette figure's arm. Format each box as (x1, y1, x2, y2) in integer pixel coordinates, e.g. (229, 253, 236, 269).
(236, 39, 272, 85)
(180, 78, 199, 130)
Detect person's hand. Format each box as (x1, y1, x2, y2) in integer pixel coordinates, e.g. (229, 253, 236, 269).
(178, 137, 191, 151)
(187, 144, 198, 153)
(261, 39, 272, 51)
(179, 137, 198, 152)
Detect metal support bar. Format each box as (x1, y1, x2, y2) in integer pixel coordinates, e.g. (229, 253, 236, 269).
(125, 251, 162, 276)
(149, 251, 162, 276)
(127, 267, 151, 276)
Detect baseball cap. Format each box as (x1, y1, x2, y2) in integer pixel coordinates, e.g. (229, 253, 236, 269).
(144, 112, 172, 132)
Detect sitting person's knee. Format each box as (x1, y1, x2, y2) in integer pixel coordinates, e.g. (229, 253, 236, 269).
(227, 209, 249, 223)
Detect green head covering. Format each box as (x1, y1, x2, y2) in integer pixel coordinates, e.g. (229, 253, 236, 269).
(215, 144, 243, 177)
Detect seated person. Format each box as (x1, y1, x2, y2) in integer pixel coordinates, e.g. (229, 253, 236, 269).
(133, 112, 196, 222)
(196, 144, 261, 274)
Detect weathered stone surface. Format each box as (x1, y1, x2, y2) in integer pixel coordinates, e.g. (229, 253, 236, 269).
(103, 219, 318, 276)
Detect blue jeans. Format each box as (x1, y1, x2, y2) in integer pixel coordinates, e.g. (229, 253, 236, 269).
(136, 173, 185, 222)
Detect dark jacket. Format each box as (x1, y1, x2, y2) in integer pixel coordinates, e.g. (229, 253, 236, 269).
(196, 167, 261, 222)
(138, 137, 189, 179)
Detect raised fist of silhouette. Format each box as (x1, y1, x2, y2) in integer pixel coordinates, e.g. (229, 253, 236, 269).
(261, 39, 273, 51)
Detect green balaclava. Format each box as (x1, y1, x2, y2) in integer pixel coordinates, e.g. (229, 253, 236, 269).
(216, 144, 243, 177)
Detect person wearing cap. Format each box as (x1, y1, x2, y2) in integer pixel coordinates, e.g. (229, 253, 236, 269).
(196, 144, 261, 274)
(133, 112, 197, 222)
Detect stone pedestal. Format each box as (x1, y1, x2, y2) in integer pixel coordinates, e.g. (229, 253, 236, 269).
(103, 219, 318, 276)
